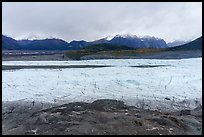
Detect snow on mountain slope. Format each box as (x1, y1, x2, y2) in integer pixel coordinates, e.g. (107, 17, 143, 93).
(109, 34, 168, 49)
(167, 40, 191, 47)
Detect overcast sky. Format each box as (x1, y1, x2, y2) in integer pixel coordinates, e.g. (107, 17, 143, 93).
(2, 2, 202, 42)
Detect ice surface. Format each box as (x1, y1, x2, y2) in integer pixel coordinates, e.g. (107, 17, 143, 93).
(2, 58, 202, 111)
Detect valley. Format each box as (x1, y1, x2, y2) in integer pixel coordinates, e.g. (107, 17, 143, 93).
(2, 35, 202, 135)
(2, 2, 202, 135)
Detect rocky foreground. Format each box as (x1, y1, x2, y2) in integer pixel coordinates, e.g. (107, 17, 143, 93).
(2, 99, 202, 135)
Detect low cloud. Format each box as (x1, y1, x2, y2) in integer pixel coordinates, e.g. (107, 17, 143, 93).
(2, 2, 202, 42)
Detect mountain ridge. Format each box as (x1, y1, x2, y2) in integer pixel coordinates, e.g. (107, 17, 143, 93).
(167, 36, 202, 51)
(2, 34, 202, 51)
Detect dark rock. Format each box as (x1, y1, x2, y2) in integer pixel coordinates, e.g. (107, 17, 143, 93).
(150, 118, 176, 127)
(168, 116, 187, 129)
(89, 99, 127, 111)
(132, 120, 143, 126)
(164, 97, 170, 100)
(180, 110, 191, 115)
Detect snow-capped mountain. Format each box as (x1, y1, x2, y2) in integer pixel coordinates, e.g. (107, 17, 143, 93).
(167, 40, 191, 47)
(168, 36, 202, 51)
(106, 34, 168, 49)
(2, 34, 170, 50)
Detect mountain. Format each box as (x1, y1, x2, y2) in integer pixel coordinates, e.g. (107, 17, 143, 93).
(168, 36, 202, 51)
(2, 35, 71, 50)
(2, 35, 90, 50)
(83, 43, 134, 52)
(2, 35, 21, 50)
(17, 39, 70, 50)
(89, 38, 109, 45)
(2, 34, 190, 51)
(167, 40, 191, 47)
(68, 40, 89, 50)
(17, 40, 33, 46)
(93, 34, 168, 49)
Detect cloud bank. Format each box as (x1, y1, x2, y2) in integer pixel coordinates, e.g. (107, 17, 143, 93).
(2, 2, 202, 42)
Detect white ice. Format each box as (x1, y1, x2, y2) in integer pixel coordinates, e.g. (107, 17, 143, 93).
(2, 58, 202, 111)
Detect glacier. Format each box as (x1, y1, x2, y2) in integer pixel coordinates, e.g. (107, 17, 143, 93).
(2, 58, 202, 111)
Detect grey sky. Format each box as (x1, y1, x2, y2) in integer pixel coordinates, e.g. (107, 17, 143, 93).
(2, 2, 202, 42)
